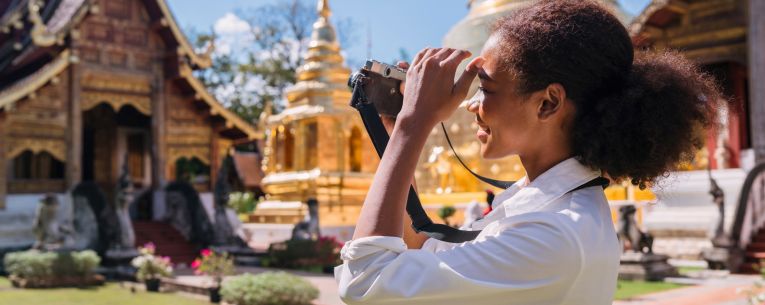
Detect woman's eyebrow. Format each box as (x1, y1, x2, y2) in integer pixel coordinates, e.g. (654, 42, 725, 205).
(478, 69, 494, 82)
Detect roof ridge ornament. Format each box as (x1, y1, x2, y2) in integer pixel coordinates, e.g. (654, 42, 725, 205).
(202, 30, 216, 62)
(318, 0, 331, 19)
(29, 0, 56, 47)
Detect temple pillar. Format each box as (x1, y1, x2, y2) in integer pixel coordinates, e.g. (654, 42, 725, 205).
(66, 48, 82, 188)
(151, 70, 167, 220)
(210, 124, 220, 190)
(750, 0, 765, 162)
(0, 113, 6, 210)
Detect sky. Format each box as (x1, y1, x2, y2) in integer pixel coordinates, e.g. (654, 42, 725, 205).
(167, 0, 652, 69)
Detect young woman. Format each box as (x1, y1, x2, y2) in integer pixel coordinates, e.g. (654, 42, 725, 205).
(335, 1, 721, 304)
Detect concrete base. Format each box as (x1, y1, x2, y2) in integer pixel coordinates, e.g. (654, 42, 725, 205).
(619, 252, 679, 281)
(702, 247, 732, 270)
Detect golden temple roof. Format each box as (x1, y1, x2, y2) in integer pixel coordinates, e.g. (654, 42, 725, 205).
(282, 0, 351, 110)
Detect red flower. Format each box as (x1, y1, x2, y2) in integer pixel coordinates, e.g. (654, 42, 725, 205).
(201, 249, 212, 257)
(191, 259, 201, 269)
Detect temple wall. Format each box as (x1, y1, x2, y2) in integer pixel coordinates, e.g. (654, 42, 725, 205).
(76, 0, 163, 75)
(4, 71, 70, 194)
(164, 86, 214, 189)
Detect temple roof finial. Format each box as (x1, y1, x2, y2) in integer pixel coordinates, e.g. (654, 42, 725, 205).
(318, 0, 331, 19)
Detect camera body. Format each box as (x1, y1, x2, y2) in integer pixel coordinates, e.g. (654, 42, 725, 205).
(348, 60, 406, 117)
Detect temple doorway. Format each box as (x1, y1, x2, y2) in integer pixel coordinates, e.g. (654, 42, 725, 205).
(82, 103, 152, 220)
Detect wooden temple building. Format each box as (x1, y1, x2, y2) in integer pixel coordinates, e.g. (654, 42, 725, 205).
(0, 0, 260, 216)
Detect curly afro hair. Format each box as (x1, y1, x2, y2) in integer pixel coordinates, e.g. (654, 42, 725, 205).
(491, 0, 722, 188)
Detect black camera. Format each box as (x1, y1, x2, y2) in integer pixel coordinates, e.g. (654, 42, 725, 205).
(348, 60, 407, 117)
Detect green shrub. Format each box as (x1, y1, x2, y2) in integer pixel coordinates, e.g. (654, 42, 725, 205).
(228, 192, 258, 214)
(4, 250, 101, 280)
(438, 206, 457, 226)
(221, 272, 319, 305)
(267, 236, 342, 270)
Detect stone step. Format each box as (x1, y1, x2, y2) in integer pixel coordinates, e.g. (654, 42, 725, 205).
(747, 242, 765, 252)
(745, 251, 765, 259)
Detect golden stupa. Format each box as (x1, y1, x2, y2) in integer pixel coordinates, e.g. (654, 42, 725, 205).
(253, 0, 378, 226)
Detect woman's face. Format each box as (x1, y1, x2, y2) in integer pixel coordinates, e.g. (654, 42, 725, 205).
(468, 36, 542, 160)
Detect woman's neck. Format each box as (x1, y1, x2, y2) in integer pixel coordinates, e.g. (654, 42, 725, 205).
(520, 150, 573, 182)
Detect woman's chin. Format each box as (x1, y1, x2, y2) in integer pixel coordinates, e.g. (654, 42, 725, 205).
(480, 145, 503, 160)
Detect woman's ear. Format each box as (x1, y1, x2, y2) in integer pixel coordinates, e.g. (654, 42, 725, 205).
(537, 83, 566, 121)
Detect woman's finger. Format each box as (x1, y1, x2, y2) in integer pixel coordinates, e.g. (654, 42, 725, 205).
(453, 57, 484, 98)
(442, 50, 472, 71)
(415, 48, 441, 70)
(396, 61, 410, 70)
(411, 48, 430, 68)
(433, 48, 456, 65)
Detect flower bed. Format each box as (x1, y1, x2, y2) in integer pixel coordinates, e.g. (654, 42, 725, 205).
(3, 250, 103, 288)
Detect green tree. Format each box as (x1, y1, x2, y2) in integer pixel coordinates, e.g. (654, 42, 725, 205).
(188, 0, 357, 124)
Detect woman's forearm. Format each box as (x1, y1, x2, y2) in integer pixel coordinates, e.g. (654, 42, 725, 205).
(352, 119, 432, 239)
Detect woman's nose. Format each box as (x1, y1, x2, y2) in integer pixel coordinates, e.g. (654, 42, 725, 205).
(466, 93, 482, 113)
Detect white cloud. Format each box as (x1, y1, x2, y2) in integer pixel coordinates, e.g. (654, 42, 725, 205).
(212, 12, 253, 56)
(214, 12, 250, 35)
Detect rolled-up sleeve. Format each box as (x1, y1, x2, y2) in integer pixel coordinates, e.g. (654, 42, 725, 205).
(335, 218, 583, 305)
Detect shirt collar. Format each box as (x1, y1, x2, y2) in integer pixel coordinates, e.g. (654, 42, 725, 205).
(500, 157, 601, 217)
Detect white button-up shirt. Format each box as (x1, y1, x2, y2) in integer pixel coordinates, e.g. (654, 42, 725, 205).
(335, 158, 620, 305)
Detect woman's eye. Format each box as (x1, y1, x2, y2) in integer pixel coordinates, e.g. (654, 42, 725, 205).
(479, 87, 492, 94)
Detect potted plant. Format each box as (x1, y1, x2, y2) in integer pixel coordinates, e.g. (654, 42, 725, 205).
(192, 249, 235, 303)
(131, 242, 173, 292)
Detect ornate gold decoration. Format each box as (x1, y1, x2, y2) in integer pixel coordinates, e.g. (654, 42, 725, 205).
(81, 73, 152, 93)
(29, 0, 56, 47)
(81, 91, 152, 115)
(167, 146, 211, 165)
(0, 50, 71, 111)
(6, 138, 67, 162)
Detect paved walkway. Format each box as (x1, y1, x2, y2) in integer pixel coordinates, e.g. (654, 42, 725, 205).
(172, 266, 763, 305)
(613, 275, 761, 305)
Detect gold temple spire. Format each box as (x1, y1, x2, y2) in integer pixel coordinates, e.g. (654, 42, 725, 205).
(282, 0, 350, 109)
(318, 0, 331, 19)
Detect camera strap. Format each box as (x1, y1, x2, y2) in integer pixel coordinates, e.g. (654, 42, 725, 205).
(350, 82, 609, 243)
(440, 123, 515, 189)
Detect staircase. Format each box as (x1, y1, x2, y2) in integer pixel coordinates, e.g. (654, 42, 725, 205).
(133, 221, 199, 266)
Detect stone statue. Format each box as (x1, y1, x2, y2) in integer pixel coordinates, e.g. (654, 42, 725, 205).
(702, 168, 733, 269)
(291, 199, 320, 241)
(70, 195, 99, 251)
(212, 154, 236, 245)
(617, 205, 653, 254)
(33, 193, 73, 250)
(617, 204, 678, 280)
(708, 169, 730, 247)
(112, 154, 136, 250)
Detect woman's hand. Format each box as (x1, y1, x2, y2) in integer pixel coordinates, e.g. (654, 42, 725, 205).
(398, 48, 483, 129)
